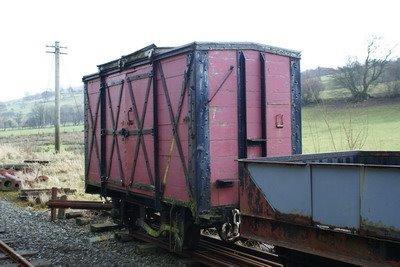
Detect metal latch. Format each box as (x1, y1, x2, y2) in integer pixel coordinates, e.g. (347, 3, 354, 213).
(275, 114, 284, 128)
(118, 128, 129, 138)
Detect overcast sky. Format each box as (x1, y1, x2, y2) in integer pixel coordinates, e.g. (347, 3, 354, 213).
(0, 0, 399, 101)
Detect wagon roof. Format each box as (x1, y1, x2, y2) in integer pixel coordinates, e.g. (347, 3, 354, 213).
(83, 42, 301, 81)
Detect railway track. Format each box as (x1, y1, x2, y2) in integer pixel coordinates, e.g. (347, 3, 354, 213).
(195, 236, 283, 266)
(0, 239, 33, 267)
(131, 231, 283, 266)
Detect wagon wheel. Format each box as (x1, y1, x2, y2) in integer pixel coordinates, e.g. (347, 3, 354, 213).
(112, 197, 141, 231)
(169, 208, 200, 252)
(110, 197, 122, 224)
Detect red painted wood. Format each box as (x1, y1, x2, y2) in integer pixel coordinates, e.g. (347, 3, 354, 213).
(156, 54, 190, 202)
(86, 79, 101, 183)
(104, 73, 127, 187)
(86, 47, 295, 209)
(265, 53, 292, 156)
(208, 50, 238, 207)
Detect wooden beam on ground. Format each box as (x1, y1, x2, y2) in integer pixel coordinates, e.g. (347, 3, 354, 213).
(90, 222, 120, 233)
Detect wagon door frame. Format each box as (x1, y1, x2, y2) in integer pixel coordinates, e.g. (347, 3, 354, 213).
(98, 77, 127, 193)
(124, 68, 159, 203)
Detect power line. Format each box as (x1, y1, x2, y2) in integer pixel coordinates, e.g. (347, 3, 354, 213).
(46, 41, 67, 153)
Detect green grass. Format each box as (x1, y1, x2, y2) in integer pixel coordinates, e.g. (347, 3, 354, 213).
(0, 124, 83, 137)
(302, 100, 400, 153)
(0, 125, 83, 154)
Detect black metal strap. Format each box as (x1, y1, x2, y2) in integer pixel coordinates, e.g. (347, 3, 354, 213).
(247, 138, 267, 146)
(106, 79, 124, 87)
(106, 81, 126, 185)
(158, 53, 194, 199)
(126, 71, 153, 81)
(99, 78, 107, 193)
(260, 53, 267, 157)
(207, 65, 234, 104)
(102, 128, 154, 136)
(127, 73, 155, 187)
(237, 51, 247, 159)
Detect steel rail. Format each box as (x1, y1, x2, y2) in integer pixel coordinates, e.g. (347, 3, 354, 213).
(0, 240, 34, 267)
(48, 200, 113, 210)
(199, 236, 282, 267)
(130, 231, 283, 266)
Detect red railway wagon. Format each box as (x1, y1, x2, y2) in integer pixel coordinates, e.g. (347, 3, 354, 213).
(83, 42, 301, 250)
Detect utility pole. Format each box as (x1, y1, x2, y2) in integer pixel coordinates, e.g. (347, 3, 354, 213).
(46, 41, 67, 153)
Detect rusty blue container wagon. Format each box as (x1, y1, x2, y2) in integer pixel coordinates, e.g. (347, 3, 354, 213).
(239, 151, 400, 265)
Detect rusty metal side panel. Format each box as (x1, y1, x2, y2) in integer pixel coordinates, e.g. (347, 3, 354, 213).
(361, 166, 400, 240)
(241, 158, 400, 241)
(239, 167, 276, 219)
(246, 163, 311, 218)
(312, 164, 360, 229)
(240, 216, 400, 266)
(239, 164, 312, 225)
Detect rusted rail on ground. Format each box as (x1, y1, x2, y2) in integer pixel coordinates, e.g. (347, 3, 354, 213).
(196, 236, 283, 267)
(0, 240, 34, 267)
(48, 200, 113, 210)
(131, 231, 283, 267)
(19, 188, 76, 200)
(48, 187, 113, 221)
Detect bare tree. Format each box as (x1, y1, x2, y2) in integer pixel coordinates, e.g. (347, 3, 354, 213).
(61, 105, 83, 126)
(334, 37, 392, 101)
(301, 73, 325, 104)
(340, 110, 369, 150)
(26, 103, 54, 127)
(14, 112, 23, 128)
(383, 58, 400, 97)
(305, 116, 322, 153)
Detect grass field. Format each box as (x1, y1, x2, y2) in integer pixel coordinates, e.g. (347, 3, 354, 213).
(0, 124, 83, 137)
(0, 125, 83, 153)
(302, 98, 400, 153)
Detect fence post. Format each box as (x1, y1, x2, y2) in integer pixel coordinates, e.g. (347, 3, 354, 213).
(50, 187, 58, 221)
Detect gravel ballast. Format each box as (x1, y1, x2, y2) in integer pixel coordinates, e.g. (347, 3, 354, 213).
(0, 199, 183, 266)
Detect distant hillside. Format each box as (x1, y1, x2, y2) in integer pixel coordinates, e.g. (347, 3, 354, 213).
(3, 86, 83, 115)
(302, 67, 337, 78)
(0, 86, 84, 129)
